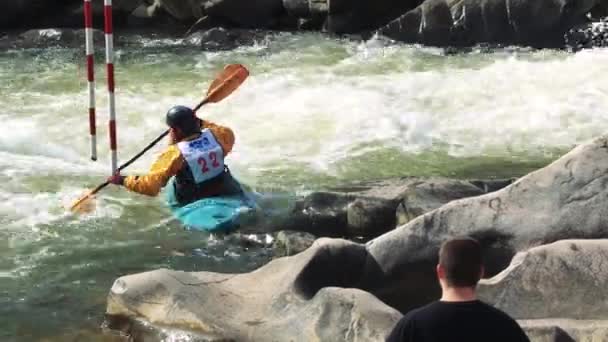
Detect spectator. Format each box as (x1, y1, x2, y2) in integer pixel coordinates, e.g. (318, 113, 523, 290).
(386, 237, 530, 342)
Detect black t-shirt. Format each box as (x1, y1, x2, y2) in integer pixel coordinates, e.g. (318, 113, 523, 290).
(386, 300, 530, 342)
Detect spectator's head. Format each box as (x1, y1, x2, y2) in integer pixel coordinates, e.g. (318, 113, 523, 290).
(436, 237, 483, 289)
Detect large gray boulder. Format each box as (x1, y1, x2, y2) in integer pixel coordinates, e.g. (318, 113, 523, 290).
(482, 239, 608, 341)
(284, 177, 513, 238)
(479, 240, 608, 319)
(106, 239, 401, 341)
(365, 134, 608, 312)
(379, 0, 603, 47)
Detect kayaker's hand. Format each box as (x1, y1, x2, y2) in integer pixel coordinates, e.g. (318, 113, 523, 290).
(107, 174, 125, 186)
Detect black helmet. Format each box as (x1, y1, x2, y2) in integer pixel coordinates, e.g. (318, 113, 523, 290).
(166, 105, 199, 135)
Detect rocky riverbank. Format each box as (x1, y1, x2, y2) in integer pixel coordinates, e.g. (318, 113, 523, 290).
(2, 0, 608, 49)
(104, 133, 608, 341)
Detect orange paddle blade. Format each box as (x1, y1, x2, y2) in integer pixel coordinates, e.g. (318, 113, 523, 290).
(69, 182, 108, 213)
(69, 191, 97, 213)
(206, 64, 249, 103)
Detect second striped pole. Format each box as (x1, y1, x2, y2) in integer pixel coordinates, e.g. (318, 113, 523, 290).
(104, 0, 118, 173)
(84, 0, 97, 161)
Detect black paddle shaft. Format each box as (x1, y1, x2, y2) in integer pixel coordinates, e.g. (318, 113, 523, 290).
(89, 129, 170, 196)
(116, 129, 170, 173)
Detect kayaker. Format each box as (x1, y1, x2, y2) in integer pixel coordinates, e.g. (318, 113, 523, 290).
(107, 105, 243, 206)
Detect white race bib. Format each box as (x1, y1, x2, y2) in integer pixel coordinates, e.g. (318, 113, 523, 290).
(177, 129, 225, 184)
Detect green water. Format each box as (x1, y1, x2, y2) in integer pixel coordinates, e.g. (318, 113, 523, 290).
(2, 32, 608, 340)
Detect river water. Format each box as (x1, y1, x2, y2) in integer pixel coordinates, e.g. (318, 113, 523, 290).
(2, 32, 608, 340)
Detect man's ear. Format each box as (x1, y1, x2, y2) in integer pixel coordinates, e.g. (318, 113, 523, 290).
(436, 264, 444, 280)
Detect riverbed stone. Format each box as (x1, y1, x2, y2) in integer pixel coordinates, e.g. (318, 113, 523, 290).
(326, 0, 421, 33)
(185, 27, 271, 50)
(284, 177, 513, 238)
(156, 0, 202, 20)
(478, 240, 608, 319)
(379, 0, 603, 47)
(107, 239, 401, 342)
(565, 17, 608, 50)
(201, 0, 285, 28)
(272, 230, 316, 257)
(520, 319, 608, 342)
(15, 29, 105, 49)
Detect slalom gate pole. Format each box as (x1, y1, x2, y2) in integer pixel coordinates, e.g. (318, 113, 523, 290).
(104, 0, 118, 174)
(84, 0, 97, 161)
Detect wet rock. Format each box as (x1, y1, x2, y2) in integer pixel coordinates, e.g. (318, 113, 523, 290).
(185, 27, 270, 50)
(285, 177, 513, 239)
(280, 0, 334, 30)
(520, 319, 608, 342)
(12, 29, 105, 49)
(104, 313, 229, 341)
(131, 1, 162, 19)
(286, 191, 353, 237)
(106, 239, 401, 342)
(326, 0, 421, 33)
(282, 0, 420, 33)
(126, 3, 183, 31)
(283, 0, 329, 18)
(347, 197, 397, 237)
(202, 0, 285, 28)
(221, 233, 274, 250)
(565, 17, 608, 51)
(395, 178, 513, 226)
(366, 135, 608, 313)
(0, 1, 146, 30)
(52, 0, 144, 28)
(519, 323, 573, 342)
(272, 230, 316, 257)
(379, 0, 602, 47)
(157, 0, 203, 20)
(478, 240, 608, 319)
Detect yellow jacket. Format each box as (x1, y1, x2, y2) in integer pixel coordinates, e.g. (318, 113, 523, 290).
(123, 120, 235, 196)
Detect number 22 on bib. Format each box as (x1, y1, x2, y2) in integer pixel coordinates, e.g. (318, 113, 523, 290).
(177, 129, 225, 183)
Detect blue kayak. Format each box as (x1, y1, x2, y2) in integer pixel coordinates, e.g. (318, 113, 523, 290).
(164, 177, 257, 233)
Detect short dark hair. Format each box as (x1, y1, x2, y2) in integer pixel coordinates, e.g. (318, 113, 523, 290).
(439, 237, 482, 287)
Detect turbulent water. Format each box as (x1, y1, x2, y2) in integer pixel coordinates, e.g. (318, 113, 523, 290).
(2, 32, 608, 340)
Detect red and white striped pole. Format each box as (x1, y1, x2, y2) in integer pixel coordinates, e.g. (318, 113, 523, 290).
(84, 0, 97, 161)
(104, 0, 118, 173)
